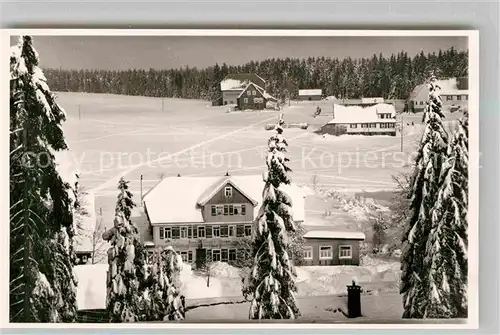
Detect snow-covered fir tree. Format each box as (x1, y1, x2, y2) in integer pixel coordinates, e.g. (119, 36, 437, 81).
(114, 178, 149, 301)
(161, 246, 185, 321)
(104, 212, 140, 322)
(244, 114, 300, 320)
(104, 178, 148, 322)
(400, 75, 449, 318)
(9, 35, 78, 322)
(423, 112, 469, 318)
(141, 246, 184, 321)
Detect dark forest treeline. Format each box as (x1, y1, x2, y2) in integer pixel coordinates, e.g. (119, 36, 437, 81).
(44, 47, 468, 101)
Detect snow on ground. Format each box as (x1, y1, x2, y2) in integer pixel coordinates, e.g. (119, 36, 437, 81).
(74, 256, 399, 311)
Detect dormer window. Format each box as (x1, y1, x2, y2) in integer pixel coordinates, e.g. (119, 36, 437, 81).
(224, 186, 233, 198)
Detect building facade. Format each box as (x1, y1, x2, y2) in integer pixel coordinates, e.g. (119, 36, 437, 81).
(409, 77, 469, 113)
(302, 231, 365, 266)
(321, 103, 397, 136)
(298, 89, 322, 101)
(133, 174, 306, 267)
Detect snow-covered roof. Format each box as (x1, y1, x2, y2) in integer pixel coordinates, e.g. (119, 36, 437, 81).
(299, 89, 322, 96)
(304, 230, 366, 240)
(221, 78, 249, 91)
(143, 175, 306, 224)
(236, 82, 277, 101)
(361, 97, 384, 104)
(410, 78, 467, 100)
(220, 74, 266, 91)
(440, 90, 469, 96)
(327, 103, 397, 125)
(197, 178, 258, 206)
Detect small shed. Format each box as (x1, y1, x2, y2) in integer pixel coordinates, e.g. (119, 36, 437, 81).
(298, 89, 322, 101)
(303, 230, 366, 266)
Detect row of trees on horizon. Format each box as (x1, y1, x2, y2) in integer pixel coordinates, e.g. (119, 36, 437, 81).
(43, 47, 468, 101)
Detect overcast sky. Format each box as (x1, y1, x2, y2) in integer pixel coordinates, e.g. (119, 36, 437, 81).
(11, 35, 468, 71)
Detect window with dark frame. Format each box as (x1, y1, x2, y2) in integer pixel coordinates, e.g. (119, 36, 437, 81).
(224, 186, 233, 198)
(211, 206, 216, 216)
(319, 246, 333, 260)
(165, 227, 171, 239)
(198, 226, 205, 238)
(228, 225, 236, 237)
(180, 227, 188, 239)
(221, 249, 229, 262)
(229, 249, 237, 261)
(212, 249, 221, 262)
(339, 245, 352, 259)
(221, 225, 229, 237)
(159, 227, 164, 240)
(244, 225, 252, 237)
(213, 226, 220, 238)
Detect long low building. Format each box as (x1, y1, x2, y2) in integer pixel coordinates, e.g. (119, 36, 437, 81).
(302, 230, 366, 266)
(321, 103, 397, 136)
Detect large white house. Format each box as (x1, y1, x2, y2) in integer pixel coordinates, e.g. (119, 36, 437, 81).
(321, 103, 397, 136)
(409, 77, 468, 112)
(132, 174, 306, 266)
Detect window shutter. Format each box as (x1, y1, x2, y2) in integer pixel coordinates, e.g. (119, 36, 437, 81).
(221, 225, 229, 237)
(206, 226, 213, 238)
(193, 225, 198, 239)
(172, 227, 180, 239)
(236, 225, 244, 237)
(221, 249, 228, 262)
(241, 205, 246, 216)
(188, 226, 192, 239)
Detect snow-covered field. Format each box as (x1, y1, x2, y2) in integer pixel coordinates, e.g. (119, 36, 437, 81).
(74, 255, 400, 311)
(55, 92, 429, 232)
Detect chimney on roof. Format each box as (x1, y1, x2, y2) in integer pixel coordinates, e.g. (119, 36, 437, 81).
(177, 173, 181, 177)
(225, 171, 230, 176)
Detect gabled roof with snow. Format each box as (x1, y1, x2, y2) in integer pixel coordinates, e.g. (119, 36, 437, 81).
(237, 82, 278, 102)
(220, 73, 266, 91)
(143, 175, 306, 224)
(304, 230, 366, 240)
(197, 177, 258, 206)
(299, 89, 322, 96)
(326, 103, 396, 125)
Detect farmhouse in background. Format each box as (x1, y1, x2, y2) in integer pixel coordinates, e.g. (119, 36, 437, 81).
(298, 89, 322, 101)
(321, 103, 397, 136)
(236, 82, 278, 111)
(132, 174, 306, 267)
(218, 73, 276, 110)
(302, 230, 366, 266)
(409, 77, 468, 113)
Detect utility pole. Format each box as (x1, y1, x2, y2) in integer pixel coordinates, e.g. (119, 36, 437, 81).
(140, 174, 143, 207)
(400, 115, 404, 152)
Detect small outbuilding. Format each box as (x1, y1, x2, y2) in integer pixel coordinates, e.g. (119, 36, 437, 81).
(302, 230, 366, 266)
